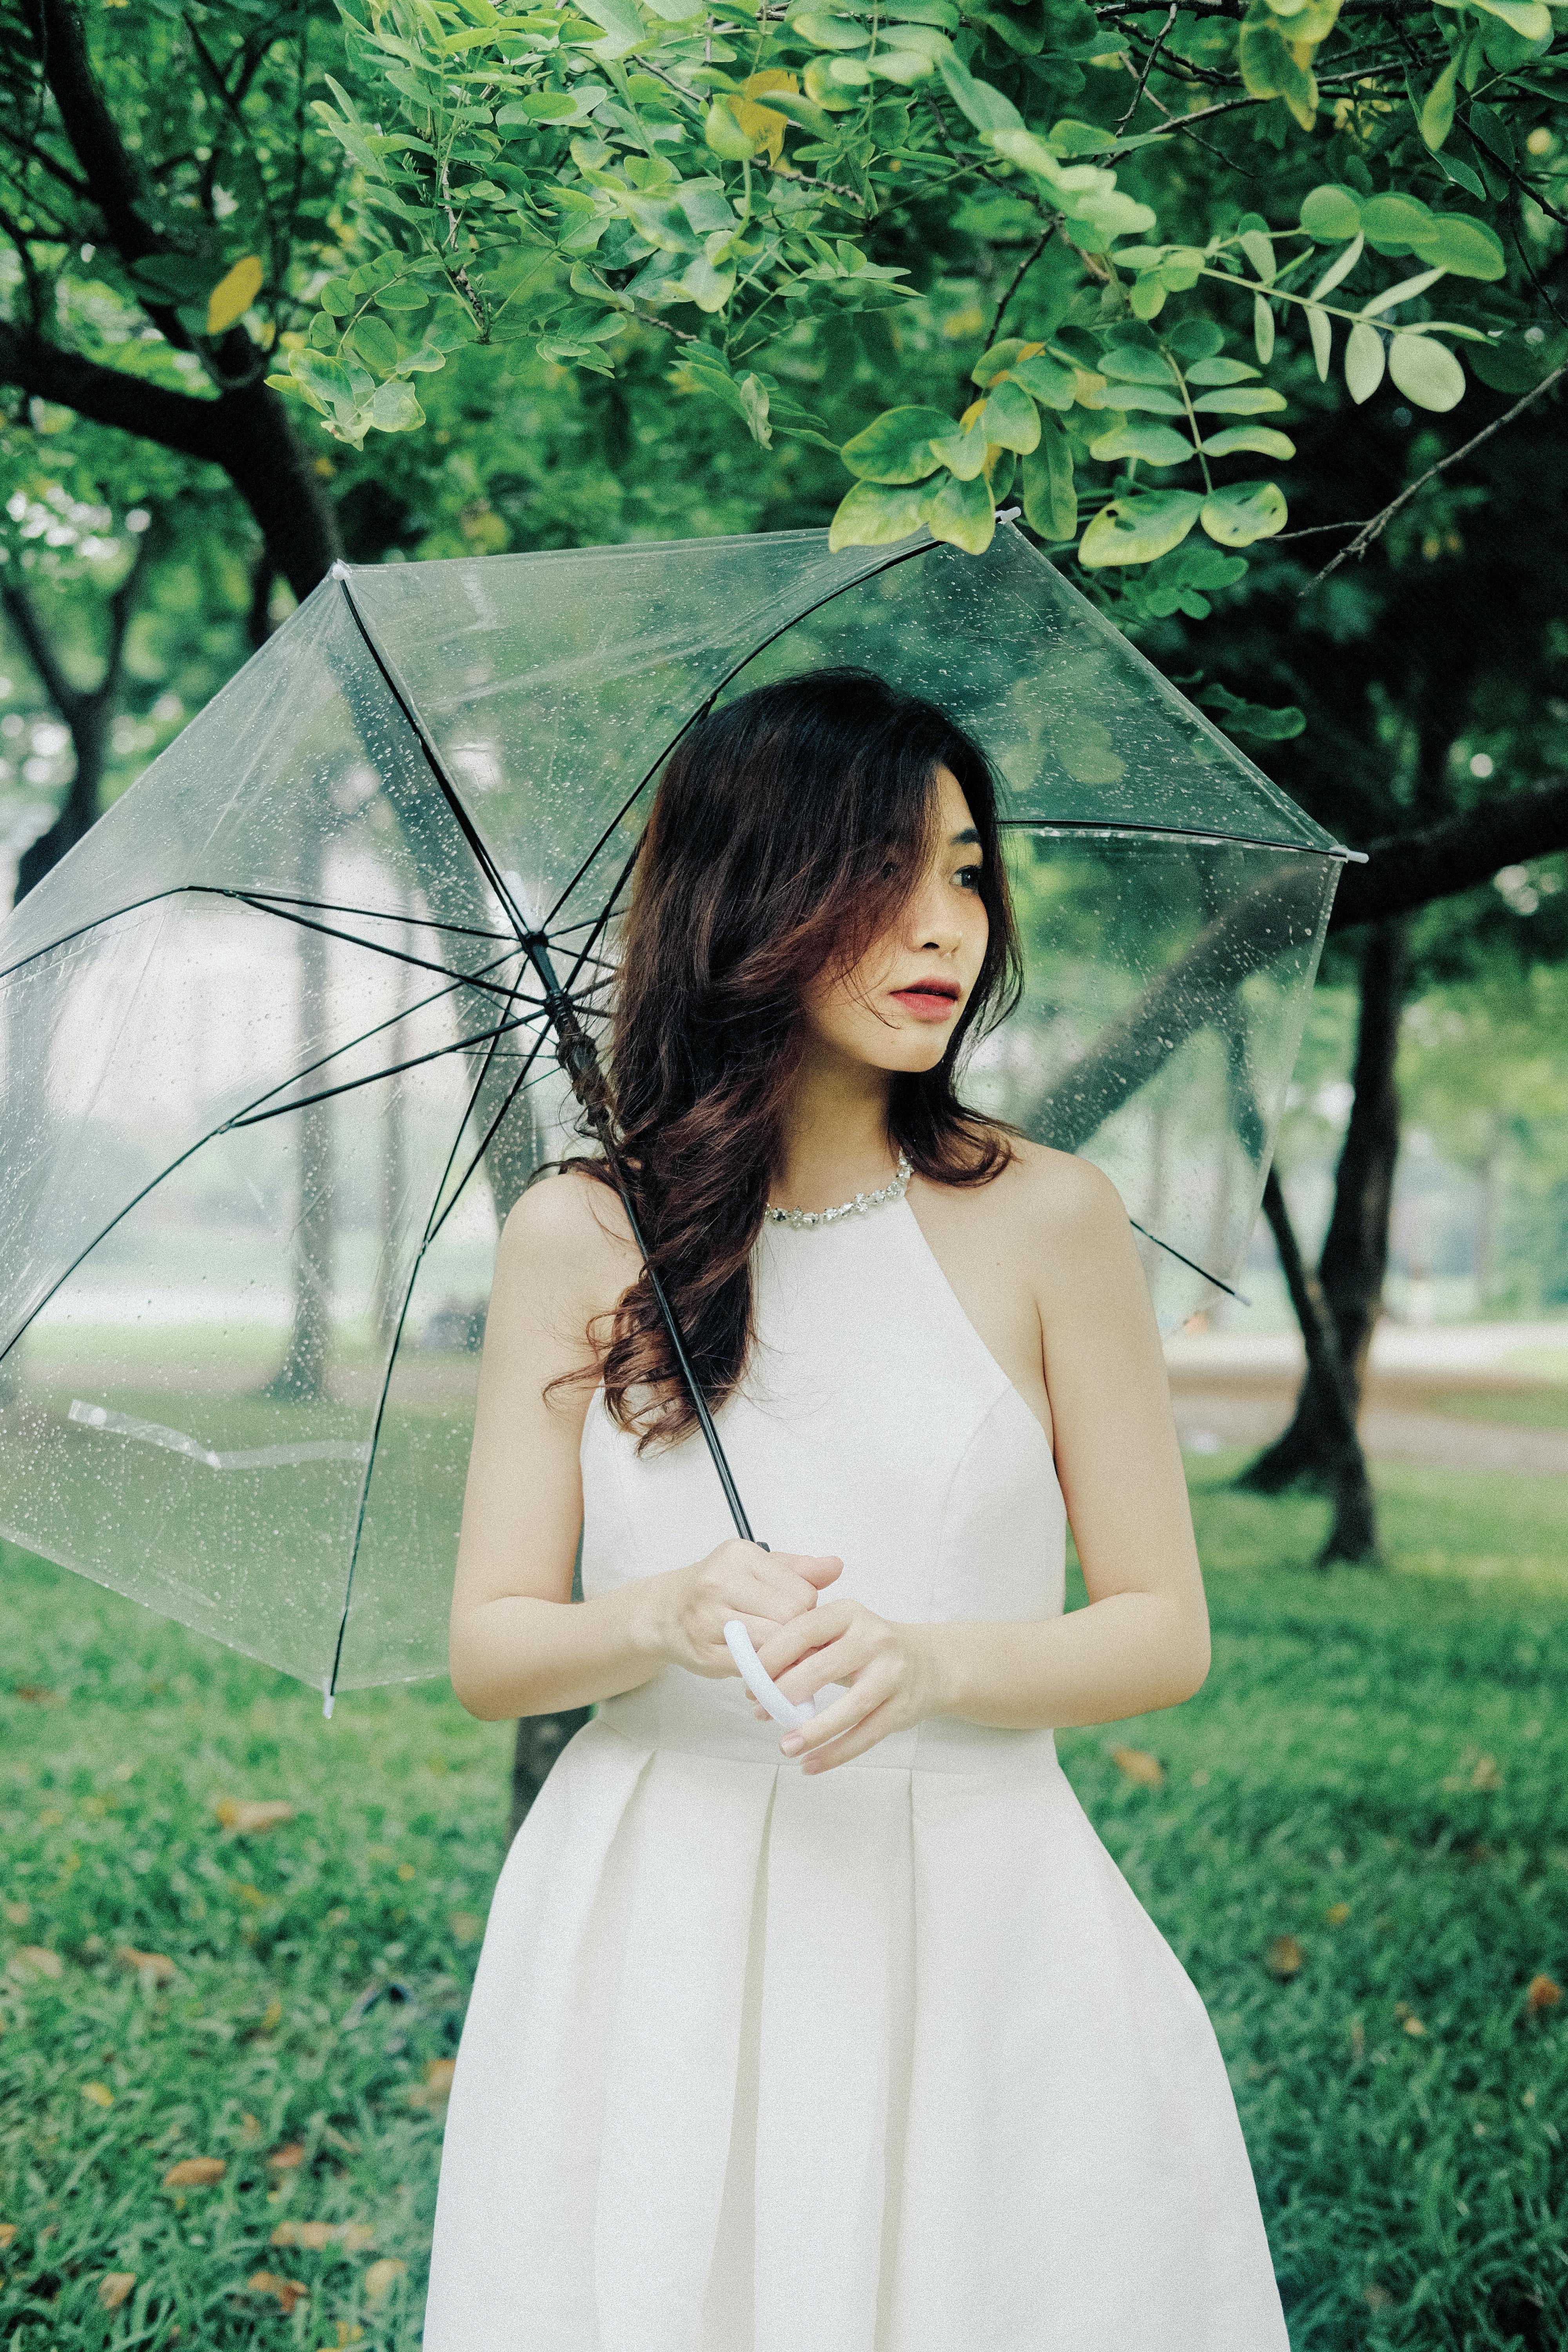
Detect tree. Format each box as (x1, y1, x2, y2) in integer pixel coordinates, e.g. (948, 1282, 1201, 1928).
(281, 0, 1567, 591)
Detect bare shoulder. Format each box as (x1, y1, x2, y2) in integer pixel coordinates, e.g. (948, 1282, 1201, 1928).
(955, 1133, 1131, 1254)
(495, 1165, 638, 1317)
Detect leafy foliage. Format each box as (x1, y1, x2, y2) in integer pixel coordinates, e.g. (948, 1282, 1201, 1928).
(276, 0, 1568, 602)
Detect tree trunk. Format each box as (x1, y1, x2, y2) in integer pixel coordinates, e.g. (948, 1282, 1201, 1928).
(14, 687, 109, 899)
(261, 837, 334, 1405)
(1238, 921, 1408, 1561)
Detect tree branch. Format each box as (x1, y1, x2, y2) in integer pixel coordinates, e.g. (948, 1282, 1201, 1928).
(0, 579, 82, 719)
(1328, 778, 1568, 933)
(1305, 365, 1568, 591)
(0, 323, 229, 463)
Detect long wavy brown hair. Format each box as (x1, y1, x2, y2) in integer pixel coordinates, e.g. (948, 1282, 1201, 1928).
(577, 667, 1022, 1448)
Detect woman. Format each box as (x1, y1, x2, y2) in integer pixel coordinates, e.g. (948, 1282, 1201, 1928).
(425, 671, 1289, 2351)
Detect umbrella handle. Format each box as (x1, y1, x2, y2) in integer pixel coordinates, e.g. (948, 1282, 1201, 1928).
(723, 1619, 815, 1732)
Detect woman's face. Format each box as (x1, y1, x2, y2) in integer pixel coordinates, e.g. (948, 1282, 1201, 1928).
(801, 764, 990, 1077)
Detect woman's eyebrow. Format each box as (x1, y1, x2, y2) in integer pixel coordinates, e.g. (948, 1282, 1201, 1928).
(951, 827, 982, 847)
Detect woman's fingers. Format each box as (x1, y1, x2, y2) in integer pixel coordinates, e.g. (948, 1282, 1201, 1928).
(753, 1599, 854, 1676)
(787, 1690, 897, 1773)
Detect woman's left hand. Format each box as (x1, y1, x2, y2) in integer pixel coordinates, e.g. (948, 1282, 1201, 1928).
(749, 1599, 946, 1773)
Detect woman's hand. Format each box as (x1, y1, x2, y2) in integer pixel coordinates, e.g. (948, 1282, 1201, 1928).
(750, 1599, 947, 1773)
(654, 1539, 842, 1682)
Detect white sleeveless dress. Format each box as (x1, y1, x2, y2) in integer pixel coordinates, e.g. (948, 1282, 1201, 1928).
(422, 1198, 1290, 2351)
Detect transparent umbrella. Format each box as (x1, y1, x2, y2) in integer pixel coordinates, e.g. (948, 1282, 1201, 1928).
(0, 521, 1354, 1706)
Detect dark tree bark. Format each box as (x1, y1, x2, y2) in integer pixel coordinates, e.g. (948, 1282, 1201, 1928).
(0, 0, 341, 601)
(1238, 921, 1409, 1558)
(1327, 776, 1568, 934)
(5, 530, 150, 900)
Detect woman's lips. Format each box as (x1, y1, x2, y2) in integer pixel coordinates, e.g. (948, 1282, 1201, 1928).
(889, 984, 960, 1023)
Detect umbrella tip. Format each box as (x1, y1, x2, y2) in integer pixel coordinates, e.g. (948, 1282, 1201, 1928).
(329, 560, 350, 581)
(322, 1679, 336, 1720)
(996, 506, 1021, 524)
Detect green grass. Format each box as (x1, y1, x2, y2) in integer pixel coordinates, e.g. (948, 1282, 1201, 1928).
(2, 1460, 1566, 2350)
(1422, 1387, 1568, 1434)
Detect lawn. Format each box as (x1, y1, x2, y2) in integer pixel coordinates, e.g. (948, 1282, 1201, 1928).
(2, 1459, 1564, 2351)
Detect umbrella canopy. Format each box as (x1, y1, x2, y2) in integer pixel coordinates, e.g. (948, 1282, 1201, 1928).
(0, 523, 1349, 1699)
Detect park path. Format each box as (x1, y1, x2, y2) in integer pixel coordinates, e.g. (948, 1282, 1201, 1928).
(1164, 1318, 1568, 1478)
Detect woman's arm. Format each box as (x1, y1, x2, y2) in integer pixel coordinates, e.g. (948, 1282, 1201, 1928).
(925, 1152, 1211, 1731)
(752, 1153, 1211, 1769)
(449, 1171, 842, 1723)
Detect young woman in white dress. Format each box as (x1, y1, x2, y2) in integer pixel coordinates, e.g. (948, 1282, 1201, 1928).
(425, 670, 1291, 2351)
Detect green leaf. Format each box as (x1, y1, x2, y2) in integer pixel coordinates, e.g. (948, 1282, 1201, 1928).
(1418, 51, 1459, 151)
(351, 315, 400, 370)
(1183, 356, 1259, 386)
(1009, 352, 1077, 410)
(1238, 9, 1318, 132)
(1307, 305, 1332, 382)
(1200, 424, 1296, 460)
(706, 98, 760, 156)
(1097, 385, 1185, 415)
(1087, 419, 1195, 466)
(1300, 183, 1362, 241)
(1020, 416, 1076, 539)
(1344, 319, 1385, 403)
(793, 11, 871, 44)
(917, 468, 996, 554)
(871, 47, 946, 80)
(1470, 330, 1568, 393)
(319, 277, 358, 319)
(929, 410, 991, 479)
(1387, 332, 1465, 411)
(1417, 213, 1506, 282)
(1253, 295, 1275, 366)
(935, 51, 1022, 134)
(1360, 265, 1446, 321)
(980, 378, 1040, 452)
(1200, 478, 1287, 546)
(572, 0, 648, 49)
(675, 253, 737, 310)
(827, 477, 926, 550)
(1358, 192, 1433, 257)
(972, 338, 1037, 387)
(840, 405, 951, 482)
(1189, 386, 1286, 415)
(1308, 230, 1365, 302)
(1467, 0, 1551, 34)
(369, 379, 425, 431)
(1196, 681, 1305, 740)
(503, 88, 581, 119)
(375, 282, 432, 312)
(1100, 346, 1176, 387)
(1239, 228, 1276, 285)
(1078, 489, 1203, 568)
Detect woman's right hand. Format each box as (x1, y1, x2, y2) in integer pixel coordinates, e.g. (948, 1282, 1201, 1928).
(652, 1540, 843, 1680)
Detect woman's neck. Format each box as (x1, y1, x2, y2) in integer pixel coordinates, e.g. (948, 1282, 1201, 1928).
(773, 1035, 897, 1213)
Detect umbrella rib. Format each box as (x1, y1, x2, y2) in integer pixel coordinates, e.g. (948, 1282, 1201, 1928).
(218, 889, 534, 1005)
(330, 567, 762, 1555)
(1127, 1219, 1250, 1306)
(235, 888, 521, 945)
(0, 886, 191, 984)
(998, 819, 1353, 860)
(541, 532, 946, 932)
(323, 961, 550, 1704)
(229, 1009, 546, 1127)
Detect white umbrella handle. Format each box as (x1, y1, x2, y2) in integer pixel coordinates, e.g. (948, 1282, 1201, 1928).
(724, 1619, 815, 1732)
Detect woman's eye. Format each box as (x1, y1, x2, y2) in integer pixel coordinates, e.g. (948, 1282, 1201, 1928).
(956, 864, 983, 891)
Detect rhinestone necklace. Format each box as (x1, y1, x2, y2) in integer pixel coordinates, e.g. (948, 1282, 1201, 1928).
(765, 1150, 913, 1230)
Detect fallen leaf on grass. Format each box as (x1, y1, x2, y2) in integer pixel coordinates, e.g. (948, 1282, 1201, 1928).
(9, 1945, 63, 1981)
(82, 2081, 114, 2108)
(1265, 1936, 1303, 1980)
(116, 1945, 176, 1988)
(364, 2258, 407, 2304)
(1111, 1746, 1164, 1789)
(1471, 1754, 1503, 1791)
(1526, 1973, 1561, 2012)
(3, 1903, 29, 1928)
(271, 2219, 377, 2252)
(259, 1996, 283, 2032)
(268, 2142, 306, 2172)
(98, 2273, 136, 2310)
(13, 1686, 61, 1704)
(318, 2325, 365, 2348)
(0, 2223, 16, 2248)
(244, 2269, 309, 2314)
(214, 1799, 296, 1835)
(163, 2156, 226, 2188)
(449, 1913, 483, 1945)
(1349, 2018, 1365, 2061)
(1325, 1902, 1351, 1926)
(1365, 2282, 1393, 2311)
(1403, 2015, 1427, 2037)
(408, 2058, 456, 2111)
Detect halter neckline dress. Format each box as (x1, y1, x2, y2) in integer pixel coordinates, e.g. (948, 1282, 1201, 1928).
(422, 1196, 1290, 2352)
